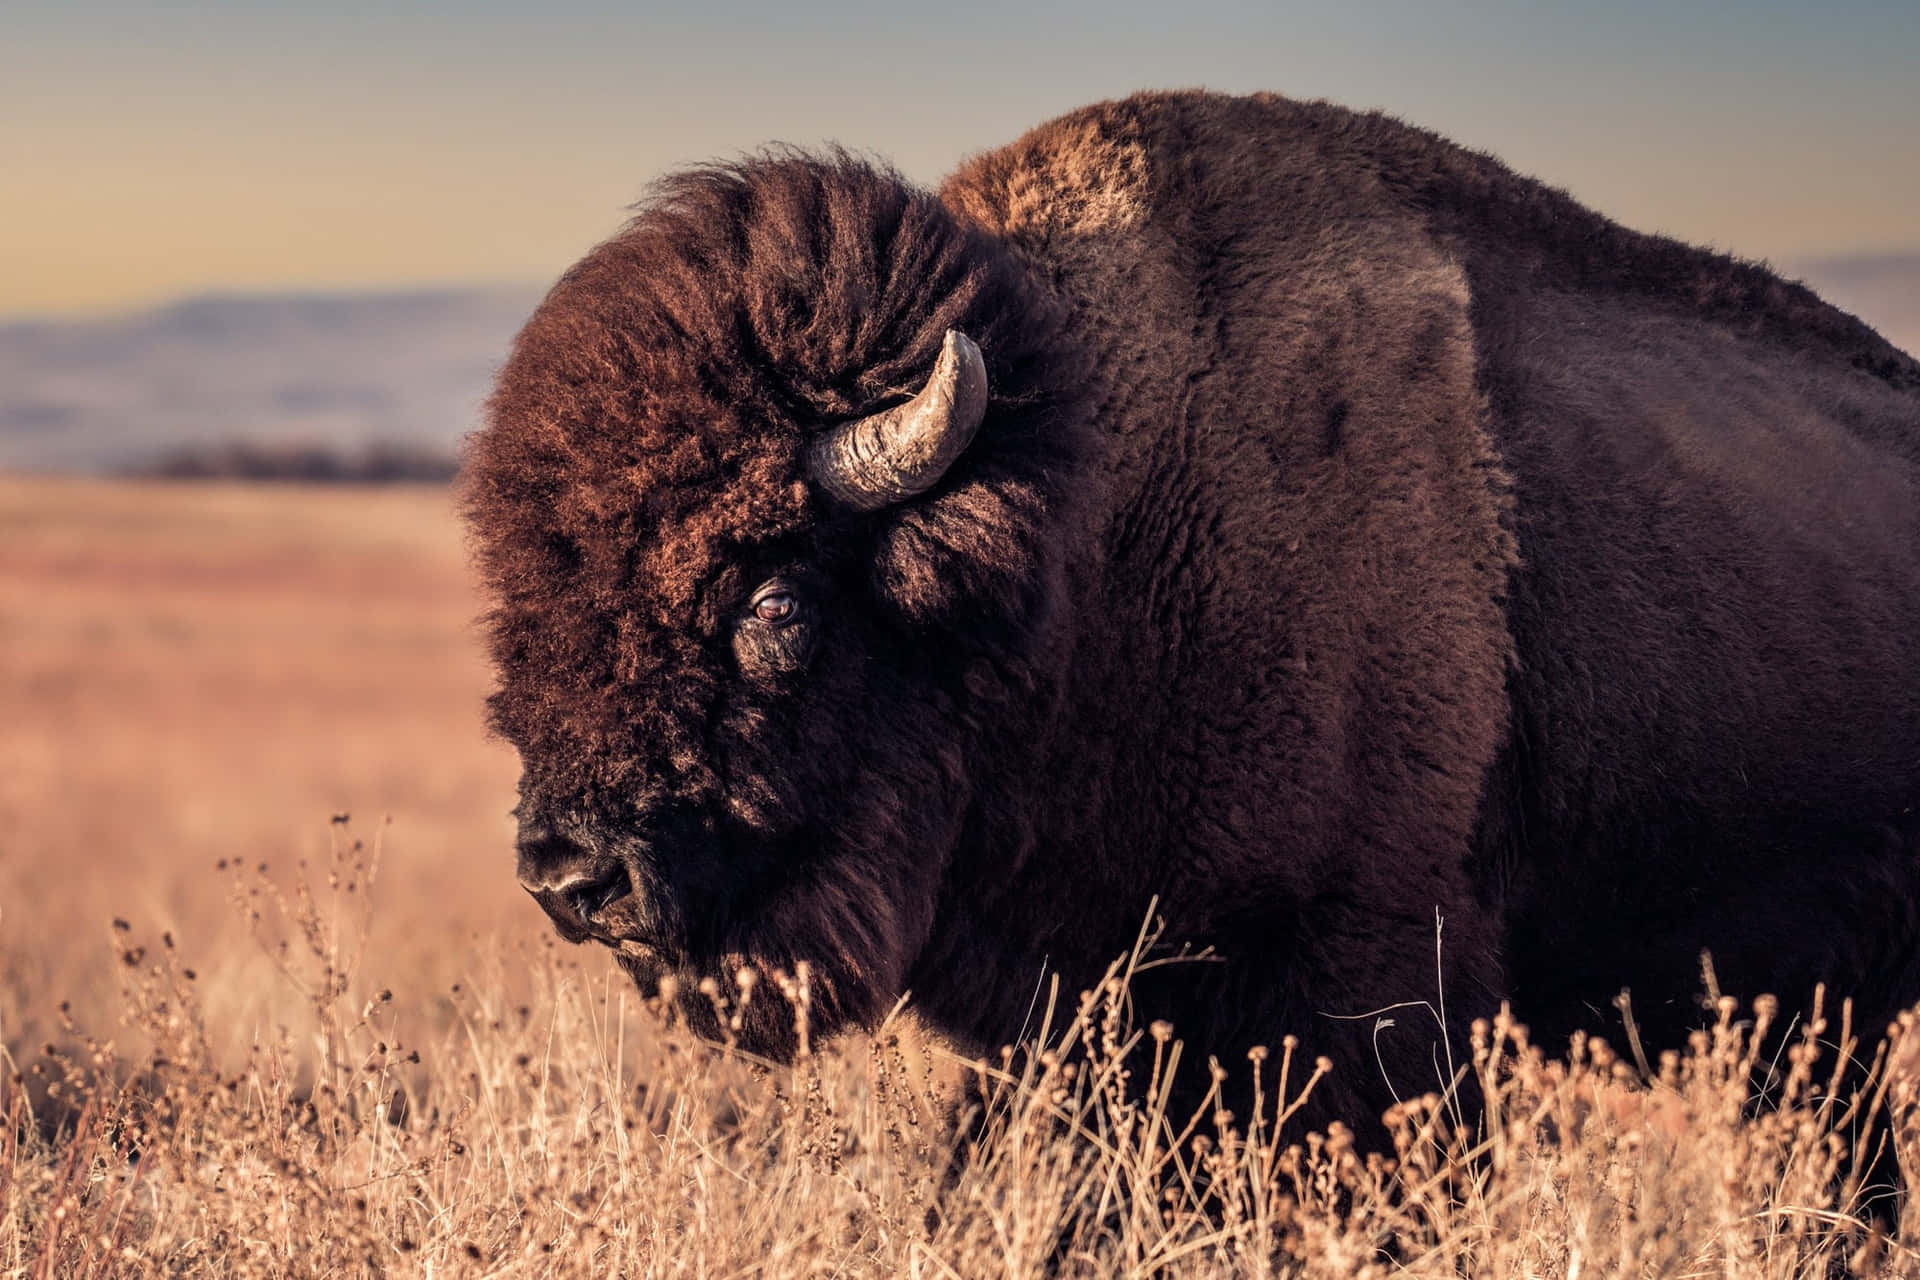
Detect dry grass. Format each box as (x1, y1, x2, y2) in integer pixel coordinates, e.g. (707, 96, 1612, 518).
(4, 475, 1920, 1277)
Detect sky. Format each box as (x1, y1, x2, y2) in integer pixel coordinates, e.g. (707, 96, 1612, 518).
(5, 0, 1916, 318)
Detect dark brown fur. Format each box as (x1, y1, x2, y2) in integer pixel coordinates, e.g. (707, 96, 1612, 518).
(464, 92, 1920, 1132)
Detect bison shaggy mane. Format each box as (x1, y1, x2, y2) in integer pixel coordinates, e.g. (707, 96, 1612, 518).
(469, 149, 1093, 790)
(465, 150, 1095, 1049)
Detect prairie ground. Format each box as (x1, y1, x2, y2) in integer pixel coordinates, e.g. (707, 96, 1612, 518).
(3, 475, 1918, 1277)
(0, 475, 525, 1054)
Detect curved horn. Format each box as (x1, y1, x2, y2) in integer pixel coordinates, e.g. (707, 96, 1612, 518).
(808, 330, 988, 511)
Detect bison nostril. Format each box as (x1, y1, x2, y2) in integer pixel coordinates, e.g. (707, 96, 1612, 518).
(516, 828, 633, 933)
(564, 863, 632, 922)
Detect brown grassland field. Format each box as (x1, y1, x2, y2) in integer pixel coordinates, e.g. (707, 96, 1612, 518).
(8, 472, 1920, 1277)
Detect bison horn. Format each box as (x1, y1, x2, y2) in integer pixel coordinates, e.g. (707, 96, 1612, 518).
(808, 329, 988, 511)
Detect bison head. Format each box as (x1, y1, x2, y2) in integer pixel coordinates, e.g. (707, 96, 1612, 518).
(463, 153, 1092, 1056)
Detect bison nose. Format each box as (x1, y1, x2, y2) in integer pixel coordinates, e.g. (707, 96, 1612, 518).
(516, 830, 632, 928)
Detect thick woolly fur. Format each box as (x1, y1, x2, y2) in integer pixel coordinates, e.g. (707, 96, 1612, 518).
(465, 91, 1920, 1131)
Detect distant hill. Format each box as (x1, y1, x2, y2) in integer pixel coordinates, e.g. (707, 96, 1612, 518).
(134, 439, 462, 484)
(0, 259, 1911, 476)
(0, 288, 538, 473)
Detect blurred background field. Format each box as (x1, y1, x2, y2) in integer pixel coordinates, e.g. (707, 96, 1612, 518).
(0, 474, 525, 1057)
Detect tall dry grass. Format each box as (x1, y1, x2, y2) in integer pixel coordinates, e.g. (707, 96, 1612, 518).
(7, 820, 1920, 1277)
(6, 476, 1920, 1276)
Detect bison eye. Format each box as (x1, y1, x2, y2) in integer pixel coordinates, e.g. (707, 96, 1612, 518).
(734, 579, 817, 675)
(752, 588, 800, 626)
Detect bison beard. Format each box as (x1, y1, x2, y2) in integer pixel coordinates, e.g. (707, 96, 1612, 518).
(465, 91, 1920, 1138)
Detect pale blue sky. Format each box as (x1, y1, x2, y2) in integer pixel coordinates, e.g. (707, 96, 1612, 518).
(5, 0, 1915, 314)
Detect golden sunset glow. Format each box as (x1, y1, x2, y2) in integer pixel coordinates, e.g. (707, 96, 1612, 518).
(6, 1, 1916, 317)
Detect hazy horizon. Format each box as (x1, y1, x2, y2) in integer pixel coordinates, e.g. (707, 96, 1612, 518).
(6, 1, 1916, 318)
(5, 250, 1913, 476)
(5, 246, 1912, 325)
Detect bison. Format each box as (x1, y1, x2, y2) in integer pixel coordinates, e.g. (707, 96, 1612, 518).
(463, 90, 1920, 1131)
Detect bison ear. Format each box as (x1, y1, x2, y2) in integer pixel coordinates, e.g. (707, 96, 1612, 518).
(807, 330, 988, 512)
